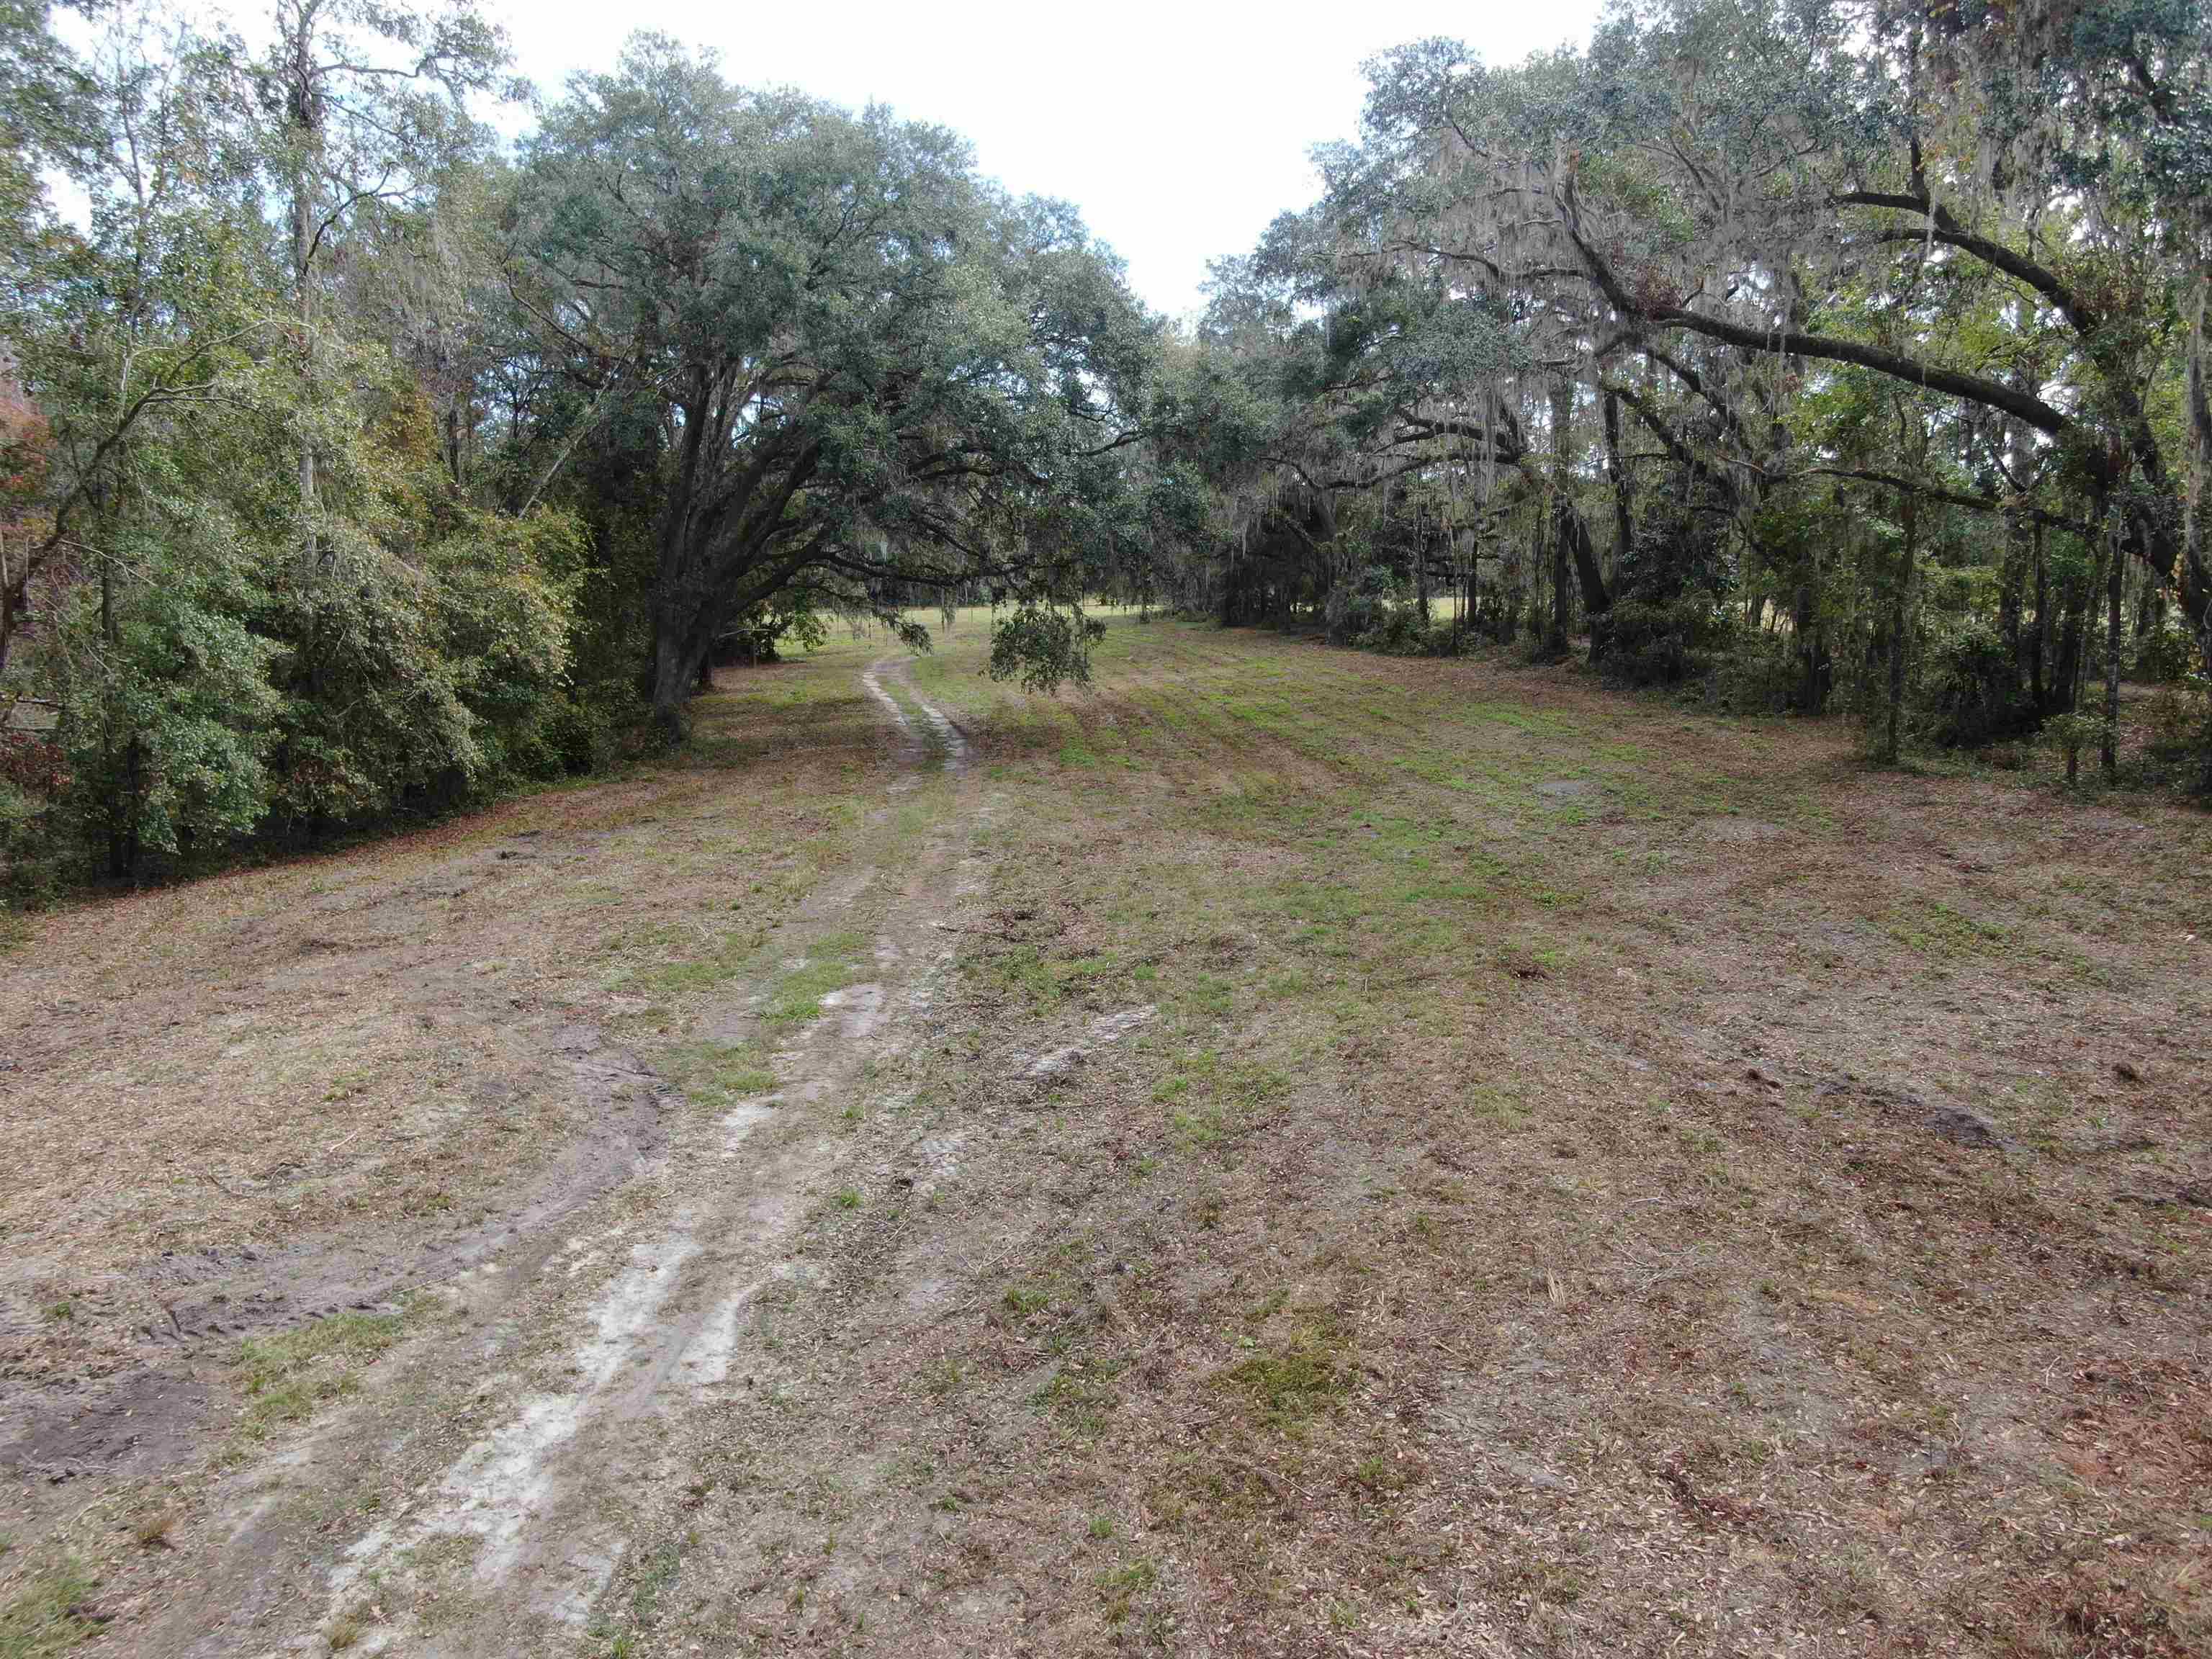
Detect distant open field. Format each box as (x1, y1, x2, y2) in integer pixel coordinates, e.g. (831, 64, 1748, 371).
(3, 613, 2208, 1658)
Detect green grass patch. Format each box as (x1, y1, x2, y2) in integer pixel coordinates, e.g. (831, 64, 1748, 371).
(0, 1559, 98, 1659)
(236, 1308, 408, 1439)
(967, 941, 1069, 1012)
(636, 927, 769, 996)
(665, 1038, 778, 1106)
(1096, 1556, 1159, 1625)
(1031, 1353, 1125, 1439)
(1156, 1051, 1291, 1148)
(1882, 899, 2013, 958)
(764, 930, 868, 1025)
(1218, 1322, 1354, 1431)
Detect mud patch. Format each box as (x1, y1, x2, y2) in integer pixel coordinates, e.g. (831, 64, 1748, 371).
(1817, 1075, 2010, 1151)
(0, 1364, 210, 1485)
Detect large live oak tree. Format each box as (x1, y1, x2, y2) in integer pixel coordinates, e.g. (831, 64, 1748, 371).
(516, 38, 1155, 730)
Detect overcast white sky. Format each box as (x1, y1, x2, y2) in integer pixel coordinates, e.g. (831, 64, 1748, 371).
(496, 1, 1606, 320)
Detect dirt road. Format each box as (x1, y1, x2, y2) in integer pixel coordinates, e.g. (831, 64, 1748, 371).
(7, 655, 1136, 1656)
(200, 658, 998, 1656)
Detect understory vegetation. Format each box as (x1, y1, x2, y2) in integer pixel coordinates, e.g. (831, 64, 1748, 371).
(2, 0, 2211, 907)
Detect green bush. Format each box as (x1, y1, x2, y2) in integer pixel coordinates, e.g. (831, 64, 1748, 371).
(541, 687, 647, 777)
(1707, 636, 1799, 713)
(2044, 711, 2100, 783)
(1918, 618, 2036, 747)
(1327, 566, 1401, 646)
(1602, 597, 1732, 686)
(2134, 615, 2200, 683)
(2140, 679, 2212, 791)
(0, 778, 63, 912)
(1355, 604, 1425, 655)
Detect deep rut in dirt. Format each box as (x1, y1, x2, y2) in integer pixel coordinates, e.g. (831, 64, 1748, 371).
(107, 658, 984, 1658)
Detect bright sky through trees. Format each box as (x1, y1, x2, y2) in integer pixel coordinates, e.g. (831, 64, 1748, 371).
(497, 1, 1607, 320)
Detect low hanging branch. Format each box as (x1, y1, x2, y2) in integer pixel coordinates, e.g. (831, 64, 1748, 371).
(1552, 175, 2209, 637)
(1557, 179, 2075, 438)
(1766, 464, 2100, 539)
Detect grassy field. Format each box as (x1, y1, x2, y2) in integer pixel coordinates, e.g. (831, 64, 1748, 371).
(722, 610, 2211, 1655)
(3, 609, 2208, 1657)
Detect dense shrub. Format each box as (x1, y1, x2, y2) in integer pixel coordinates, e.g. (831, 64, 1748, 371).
(2141, 679, 2212, 791)
(1917, 619, 2037, 747)
(2135, 615, 2199, 683)
(1355, 604, 1426, 655)
(0, 776, 60, 911)
(535, 693, 621, 778)
(1601, 596, 1732, 686)
(1326, 566, 1401, 645)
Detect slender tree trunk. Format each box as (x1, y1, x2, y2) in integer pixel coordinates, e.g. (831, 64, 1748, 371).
(2074, 549, 2100, 711)
(1882, 495, 1915, 764)
(1414, 525, 1430, 624)
(1552, 497, 1611, 637)
(2053, 561, 2087, 716)
(1999, 515, 2025, 672)
(1451, 535, 1468, 641)
(1792, 548, 1831, 716)
(2135, 582, 2163, 651)
(1545, 377, 1573, 657)
(2031, 521, 2051, 714)
(1547, 534, 1570, 655)
(2102, 525, 2123, 777)
(1601, 389, 1633, 566)
(99, 559, 135, 878)
(287, 2, 320, 577)
(0, 530, 17, 682)
(295, 185, 316, 565)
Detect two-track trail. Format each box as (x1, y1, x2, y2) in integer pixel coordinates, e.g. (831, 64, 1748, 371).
(127, 658, 986, 1657)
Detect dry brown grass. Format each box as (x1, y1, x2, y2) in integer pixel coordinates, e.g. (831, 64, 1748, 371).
(0, 663, 897, 1452)
(4, 613, 2208, 1658)
(620, 617, 2211, 1658)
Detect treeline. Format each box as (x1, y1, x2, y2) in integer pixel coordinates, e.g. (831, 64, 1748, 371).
(1152, 0, 2212, 778)
(4, 0, 2210, 901)
(0, 1, 1163, 894)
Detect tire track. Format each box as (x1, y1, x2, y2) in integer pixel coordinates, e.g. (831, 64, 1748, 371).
(193, 658, 987, 1658)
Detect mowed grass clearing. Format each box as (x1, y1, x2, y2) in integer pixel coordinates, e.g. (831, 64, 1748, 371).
(1, 609, 2206, 1658)
(642, 610, 2212, 1658)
